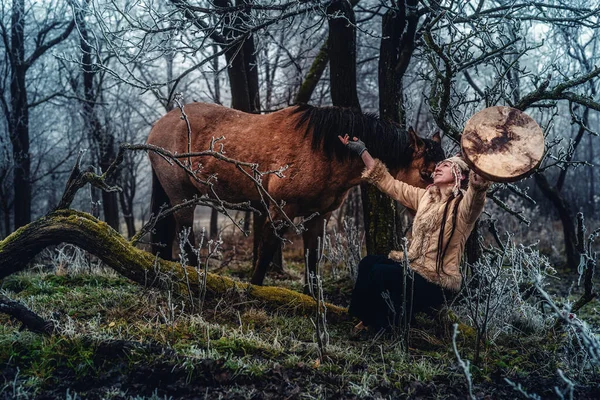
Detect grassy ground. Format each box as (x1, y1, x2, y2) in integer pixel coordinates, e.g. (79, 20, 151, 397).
(0, 235, 599, 399)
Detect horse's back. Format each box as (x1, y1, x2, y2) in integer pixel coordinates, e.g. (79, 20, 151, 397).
(148, 102, 301, 157)
(147, 103, 325, 203)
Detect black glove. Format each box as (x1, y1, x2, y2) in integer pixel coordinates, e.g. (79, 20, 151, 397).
(346, 138, 367, 156)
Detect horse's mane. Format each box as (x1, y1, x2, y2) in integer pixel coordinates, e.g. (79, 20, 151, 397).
(291, 104, 440, 168)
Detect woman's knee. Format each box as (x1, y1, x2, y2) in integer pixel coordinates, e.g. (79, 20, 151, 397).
(358, 254, 387, 268)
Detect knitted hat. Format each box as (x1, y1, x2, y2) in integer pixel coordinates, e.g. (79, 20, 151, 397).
(440, 156, 469, 196)
(444, 156, 469, 173)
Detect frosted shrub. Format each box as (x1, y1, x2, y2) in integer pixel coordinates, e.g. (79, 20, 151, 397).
(485, 192, 562, 261)
(34, 244, 106, 275)
(454, 236, 556, 361)
(534, 282, 600, 373)
(322, 217, 364, 282)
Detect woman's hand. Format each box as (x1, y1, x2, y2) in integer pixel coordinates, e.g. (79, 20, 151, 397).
(338, 134, 375, 170)
(338, 134, 351, 146)
(470, 172, 487, 185)
(338, 134, 367, 156)
(469, 170, 491, 191)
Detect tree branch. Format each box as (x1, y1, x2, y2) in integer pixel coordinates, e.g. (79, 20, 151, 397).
(0, 293, 55, 335)
(515, 66, 600, 111)
(25, 19, 76, 69)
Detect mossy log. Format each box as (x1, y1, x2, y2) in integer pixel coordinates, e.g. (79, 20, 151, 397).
(0, 210, 349, 321)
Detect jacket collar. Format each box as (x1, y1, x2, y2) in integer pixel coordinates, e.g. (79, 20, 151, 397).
(426, 183, 457, 201)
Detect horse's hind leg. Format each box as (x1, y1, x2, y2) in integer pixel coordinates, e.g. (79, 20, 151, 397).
(150, 169, 175, 260)
(172, 207, 199, 267)
(252, 212, 284, 277)
(250, 215, 288, 285)
(302, 213, 332, 291)
(252, 211, 265, 272)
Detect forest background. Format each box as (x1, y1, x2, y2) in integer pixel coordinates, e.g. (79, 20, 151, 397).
(1, 0, 600, 398)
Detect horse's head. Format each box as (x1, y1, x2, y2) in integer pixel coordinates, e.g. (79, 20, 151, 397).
(392, 128, 445, 188)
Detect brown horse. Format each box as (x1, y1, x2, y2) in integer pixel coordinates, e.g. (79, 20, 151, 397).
(147, 102, 444, 285)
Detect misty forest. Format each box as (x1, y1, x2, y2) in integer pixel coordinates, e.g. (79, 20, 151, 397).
(1, 0, 600, 398)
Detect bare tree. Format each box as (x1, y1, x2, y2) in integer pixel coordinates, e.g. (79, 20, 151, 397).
(0, 0, 75, 230)
(61, 0, 600, 274)
(74, 2, 120, 230)
(418, 0, 600, 267)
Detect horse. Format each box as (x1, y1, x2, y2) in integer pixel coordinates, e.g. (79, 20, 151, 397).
(147, 102, 444, 285)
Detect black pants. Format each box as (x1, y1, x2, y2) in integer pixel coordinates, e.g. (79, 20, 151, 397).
(348, 255, 452, 331)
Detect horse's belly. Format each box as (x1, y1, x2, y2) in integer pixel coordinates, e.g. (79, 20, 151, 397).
(148, 103, 359, 214)
(195, 161, 350, 215)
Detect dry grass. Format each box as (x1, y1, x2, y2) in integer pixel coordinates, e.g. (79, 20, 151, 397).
(1, 218, 599, 399)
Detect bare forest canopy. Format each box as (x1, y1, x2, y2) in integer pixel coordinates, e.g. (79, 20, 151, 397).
(0, 2, 600, 398)
(0, 2, 599, 270)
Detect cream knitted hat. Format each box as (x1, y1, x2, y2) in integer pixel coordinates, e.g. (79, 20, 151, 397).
(439, 156, 469, 196)
(443, 156, 469, 173)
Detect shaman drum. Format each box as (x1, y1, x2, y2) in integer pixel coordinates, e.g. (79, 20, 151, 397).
(461, 106, 545, 182)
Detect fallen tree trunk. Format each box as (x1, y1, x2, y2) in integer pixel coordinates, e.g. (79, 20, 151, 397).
(0, 209, 348, 321)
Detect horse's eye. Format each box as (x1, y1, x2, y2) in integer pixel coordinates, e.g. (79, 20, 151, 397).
(420, 171, 432, 182)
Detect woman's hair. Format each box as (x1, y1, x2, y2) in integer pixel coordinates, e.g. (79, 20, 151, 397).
(435, 171, 469, 276)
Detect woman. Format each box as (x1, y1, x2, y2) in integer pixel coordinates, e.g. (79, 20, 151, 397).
(339, 134, 490, 332)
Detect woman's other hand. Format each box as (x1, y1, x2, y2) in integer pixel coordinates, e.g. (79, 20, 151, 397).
(338, 134, 367, 156)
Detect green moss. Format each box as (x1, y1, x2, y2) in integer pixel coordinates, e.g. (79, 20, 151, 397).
(211, 336, 281, 359)
(222, 357, 269, 378)
(0, 334, 98, 386)
(45, 274, 131, 288)
(456, 323, 477, 340)
(0, 222, 30, 253)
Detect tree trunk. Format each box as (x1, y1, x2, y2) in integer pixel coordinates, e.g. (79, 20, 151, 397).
(0, 210, 348, 321)
(589, 134, 595, 217)
(362, 2, 419, 255)
(534, 109, 587, 270)
(364, 8, 401, 255)
(239, 0, 261, 113)
(80, 12, 120, 232)
(118, 157, 137, 239)
(119, 189, 136, 239)
(534, 173, 578, 269)
(327, 0, 360, 109)
(2, 204, 10, 238)
(0, 293, 55, 335)
(209, 43, 222, 236)
(328, 1, 381, 259)
(218, 0, 252, 112)
(10, 0, 31, 229)
(294, 38, 329, 104)
(378, 8, 405, 124)
(0, 165, 13, 237)
(123, 210, 136, 238)
(99, 154, 120, 231)
(465, 220, 482, 265)
(216, 0, 274, 272)
(7, 0, 74, 230)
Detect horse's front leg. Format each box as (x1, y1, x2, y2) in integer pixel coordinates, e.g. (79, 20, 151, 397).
(250, 219, 288, 285)
(250, 203, 296, 285)
(302, 212, 332, 292)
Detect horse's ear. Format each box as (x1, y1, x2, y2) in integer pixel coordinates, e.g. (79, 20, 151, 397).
(408, 126, 424, 150)
(431, 131, 441, 143)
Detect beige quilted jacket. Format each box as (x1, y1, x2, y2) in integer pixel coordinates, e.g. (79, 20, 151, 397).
(362, 159, 490, 291)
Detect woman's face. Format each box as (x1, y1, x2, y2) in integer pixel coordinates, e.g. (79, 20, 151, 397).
(433, 161, 463, 185)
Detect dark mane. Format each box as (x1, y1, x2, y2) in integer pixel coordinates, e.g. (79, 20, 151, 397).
(291, 104, 417, 168)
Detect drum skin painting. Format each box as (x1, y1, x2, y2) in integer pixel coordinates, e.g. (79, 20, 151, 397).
(461, 106, 545, 182)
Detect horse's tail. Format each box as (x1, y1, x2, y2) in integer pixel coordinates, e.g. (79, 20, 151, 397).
(150, 168, 175, 258)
